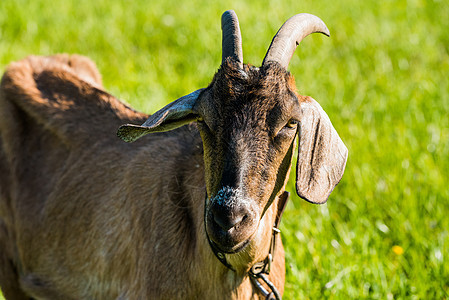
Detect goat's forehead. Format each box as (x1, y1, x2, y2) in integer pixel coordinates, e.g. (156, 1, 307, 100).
(203, 63, 298, 120)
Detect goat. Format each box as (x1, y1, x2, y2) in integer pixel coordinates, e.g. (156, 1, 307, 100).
(0, 10, 347, 300)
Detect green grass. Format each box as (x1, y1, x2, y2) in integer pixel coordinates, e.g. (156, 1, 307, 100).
(1, 0, 448, 299)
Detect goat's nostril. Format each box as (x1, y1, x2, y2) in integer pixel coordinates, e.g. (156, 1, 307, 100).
(213, 213, 246, 231)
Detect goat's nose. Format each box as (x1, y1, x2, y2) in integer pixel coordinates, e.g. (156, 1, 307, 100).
(212, 210, 247, 231)
(208, 187, 252, 232)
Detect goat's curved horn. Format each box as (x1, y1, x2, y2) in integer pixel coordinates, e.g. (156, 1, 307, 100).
(262, 13, 330, 69)
(221, 10, 243, 68)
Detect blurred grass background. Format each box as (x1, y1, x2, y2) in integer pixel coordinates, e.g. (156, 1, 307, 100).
(0, 0, 448, 299)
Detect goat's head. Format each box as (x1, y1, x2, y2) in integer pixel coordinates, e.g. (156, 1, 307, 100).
(118, 11, 347, 255)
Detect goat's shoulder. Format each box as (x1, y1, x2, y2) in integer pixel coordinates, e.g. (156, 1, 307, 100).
(0, 54, 149, 240)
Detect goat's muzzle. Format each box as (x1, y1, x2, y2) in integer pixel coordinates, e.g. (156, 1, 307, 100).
(205, 187, 259, 253)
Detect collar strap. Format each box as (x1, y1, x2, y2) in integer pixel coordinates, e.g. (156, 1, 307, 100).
(206, 233, 236, 271)
(249, 188, 289, 276)
(249, 191, 289, 300)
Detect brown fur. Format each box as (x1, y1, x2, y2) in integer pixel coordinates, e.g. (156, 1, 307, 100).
(0, 55, 287, 299)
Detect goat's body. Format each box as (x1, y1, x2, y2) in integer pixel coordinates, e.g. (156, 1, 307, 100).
(0, 55, 285, 299)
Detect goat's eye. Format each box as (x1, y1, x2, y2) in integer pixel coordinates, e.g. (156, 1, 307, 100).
(285, 119, 299, 128)
(274, 119, 298, 139)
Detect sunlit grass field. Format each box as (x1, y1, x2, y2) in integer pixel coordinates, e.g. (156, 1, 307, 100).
(1, 0, 448, 299)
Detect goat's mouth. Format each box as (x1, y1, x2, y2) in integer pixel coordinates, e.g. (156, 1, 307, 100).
(206, 226, 256, 254)
(205, 209, 258, 254)
(220, 237, 252, 254)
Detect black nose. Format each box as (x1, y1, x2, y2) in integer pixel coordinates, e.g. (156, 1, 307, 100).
(212, 207, 247, 231)
(208, 187, 252, 232)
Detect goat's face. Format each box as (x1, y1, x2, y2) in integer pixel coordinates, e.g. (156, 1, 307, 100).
(117, 11, 348, 256)
(196, 61, 299, 252)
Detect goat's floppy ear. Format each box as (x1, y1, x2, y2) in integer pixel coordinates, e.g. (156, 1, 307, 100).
(117, 89, 204, 142)
(296, 97, 348, 204)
